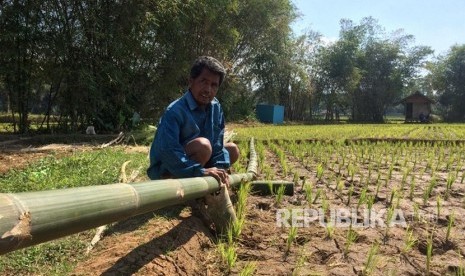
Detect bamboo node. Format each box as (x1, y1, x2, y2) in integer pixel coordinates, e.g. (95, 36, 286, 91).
(176, 187, 185, 199)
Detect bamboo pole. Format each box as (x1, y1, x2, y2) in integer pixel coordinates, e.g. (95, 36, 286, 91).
(0, 139, 258, 255)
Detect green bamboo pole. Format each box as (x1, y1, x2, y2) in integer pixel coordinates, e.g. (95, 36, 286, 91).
(0, 138, 258, 255)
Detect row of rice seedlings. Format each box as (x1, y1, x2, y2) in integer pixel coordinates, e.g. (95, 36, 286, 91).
(255, 140, 266, 171)
(219, 181, 255, 272)
(233, 140, 250, 173)
(234, 182, 252, 238)
(271, 133, 465, 274)
(281, 139, 463, 229)
(235, 124, 465, 141)
(268, 141, 290, 176)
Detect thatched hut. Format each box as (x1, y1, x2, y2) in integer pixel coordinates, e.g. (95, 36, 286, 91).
(397, 91, 435, 122)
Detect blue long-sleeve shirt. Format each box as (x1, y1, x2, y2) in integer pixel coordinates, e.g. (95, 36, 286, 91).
(147, 90, 230, 179)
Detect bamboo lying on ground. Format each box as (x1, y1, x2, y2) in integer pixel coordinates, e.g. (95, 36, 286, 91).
(0, 139, 258, 255)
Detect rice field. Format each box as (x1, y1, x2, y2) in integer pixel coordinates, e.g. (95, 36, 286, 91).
(228, 123, 465, 275)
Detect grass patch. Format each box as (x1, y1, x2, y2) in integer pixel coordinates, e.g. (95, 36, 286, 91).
(0, 147, 148, 193)
(0, 234, 88, 275)
(0, 146, 148, 274)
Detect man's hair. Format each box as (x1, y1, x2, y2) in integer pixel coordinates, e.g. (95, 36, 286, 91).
(190, 56, 226, 85)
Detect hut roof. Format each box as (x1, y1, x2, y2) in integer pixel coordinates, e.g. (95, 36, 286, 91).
(397, 91, 435, 104)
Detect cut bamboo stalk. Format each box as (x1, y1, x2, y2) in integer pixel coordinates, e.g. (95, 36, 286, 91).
(0, 174, 257, 255)
(0, 138, 258, 255)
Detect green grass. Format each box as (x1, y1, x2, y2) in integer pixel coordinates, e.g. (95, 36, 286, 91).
(0, 234, 88, 275)
(0, 147, 148, 274)
(0, 147, 148, 193)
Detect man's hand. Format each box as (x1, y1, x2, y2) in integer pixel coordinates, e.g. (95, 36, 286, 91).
(203, 167, 230, 188)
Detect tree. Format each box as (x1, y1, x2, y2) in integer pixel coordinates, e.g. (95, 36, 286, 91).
(0, 0, 45, 133)
(0, 0, 304, 133)
(432, 45, 465, 121)
(311, 17, 432, 122)
(226, 0, 299, 120)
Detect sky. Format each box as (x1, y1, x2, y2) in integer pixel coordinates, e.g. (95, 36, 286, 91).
(291, 0, 465, 56)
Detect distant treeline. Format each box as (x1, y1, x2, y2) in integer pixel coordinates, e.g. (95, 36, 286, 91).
(0, 1, 464, 133)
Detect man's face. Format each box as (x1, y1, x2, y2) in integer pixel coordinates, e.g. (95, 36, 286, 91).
(189, 68, 221, 109)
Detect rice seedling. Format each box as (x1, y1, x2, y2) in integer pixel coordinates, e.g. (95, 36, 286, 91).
(292, 249, 308, 276)
(402, 226, 417, 254)
(293, 171, 300, 184)
(436, 195, 442, 218)
(389, 187, 397, 206)
(348, 163, 355, 182)
(218, 242, 237, 271)
(388, 164, 394, 180)
(239, 262, 257, 276)
(420, 166, 426, 180)
(446, 212, 455, 242)
(426, 233, 433, 276)
(313, 188, 322, 204)
(366, 195, 375, 220)
(236, 182, 252, 220)
(445, 173, 456, 200)
(357, 187, 367, 211)
(368, 163, 373, 181)
(275, 184, 286, 206)
(455, 266, 465, 276)
(347, 184, 354, 206)
(325, 222, 335, 240)
(344, 225, 358, 258)
(263, 164, 273, 180)
(413, 202, 421, 222)
(286, 226, 298, 253)
(316, 163, 324, 181)
(409, 175, 416, 200)
(372, 178, 381, 200)
(321, 196, 329, 216)
(423, 176, 437, 206)
(304, 182, 314, 206)
(401, 168, 409, 189)
(384, 205, 395, 243)
(362, 242, 379, 276)
(337, 178, 345, 194)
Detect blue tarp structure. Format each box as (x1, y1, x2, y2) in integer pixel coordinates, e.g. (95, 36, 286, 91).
(256, 104, 284, 124)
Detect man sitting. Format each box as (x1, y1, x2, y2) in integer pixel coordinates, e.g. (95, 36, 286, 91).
(147, 56, 240, 187)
